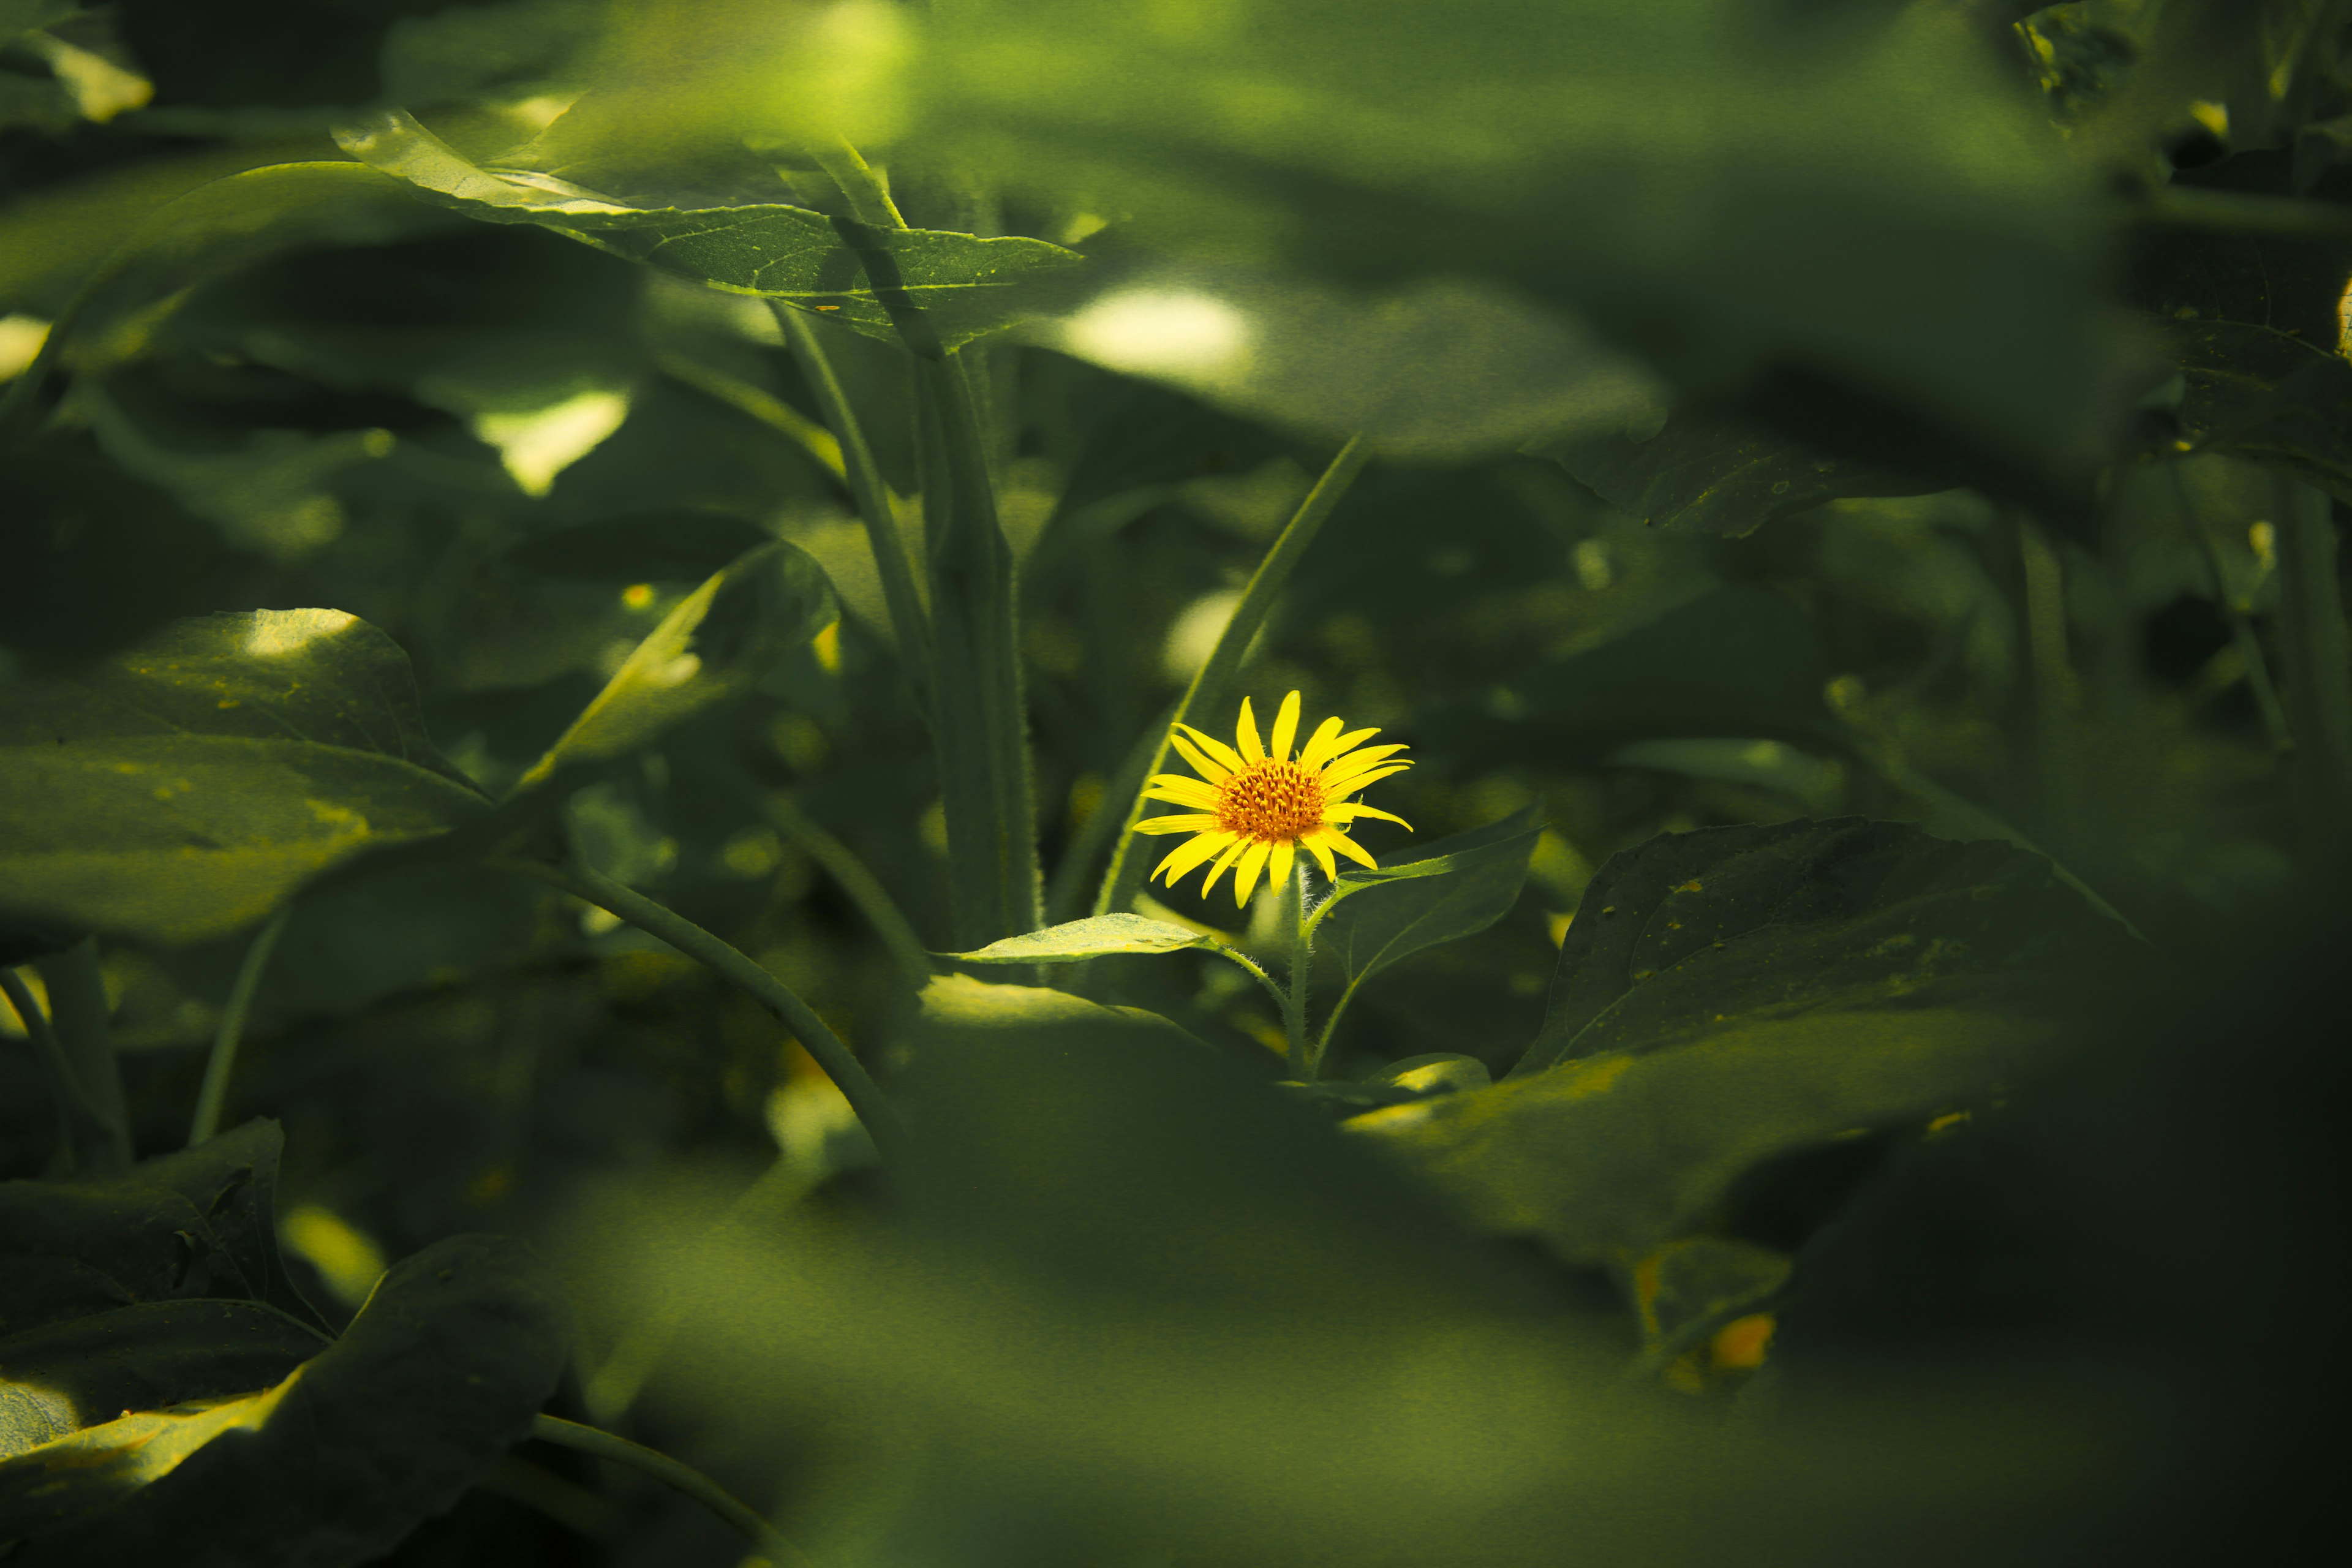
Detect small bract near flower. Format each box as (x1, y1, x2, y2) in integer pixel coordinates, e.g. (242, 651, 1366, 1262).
(1137, 691, 1412, 908)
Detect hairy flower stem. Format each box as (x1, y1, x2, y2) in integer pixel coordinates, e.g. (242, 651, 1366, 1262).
(1284, 861, 1316, 1080)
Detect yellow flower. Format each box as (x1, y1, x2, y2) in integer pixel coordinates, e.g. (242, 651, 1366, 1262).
(1137, 690, 1413, 907)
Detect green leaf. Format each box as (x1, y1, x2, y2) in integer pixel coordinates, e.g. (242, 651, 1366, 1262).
(1350, 1007, 2071, 1266)
(1630, 1235, 1790, 1365)
(499, 510, 774, 583)
(946, 912, 1221, 964)
(333, 110, 1084, 352)
(2169, 317, 2352, 505)
(1520, 817, 2148, 1076)
(512, 539, 838, 794)
(1, 1121, 323, 1341)
(1532, 408, 1959, 538)
(0, 1234, 570, 1566)
(0, 612, 488, 946)
(910, 974, 1213, 1058)
(1310, 807, 1544, 990)
(1346, 818, 2153, 1265)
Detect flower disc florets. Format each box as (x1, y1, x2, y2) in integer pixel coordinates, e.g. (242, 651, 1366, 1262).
(1133, 690, 1414, 908)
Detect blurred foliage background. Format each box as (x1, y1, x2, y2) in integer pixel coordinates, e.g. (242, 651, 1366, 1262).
(2, 1, 2349, 1564)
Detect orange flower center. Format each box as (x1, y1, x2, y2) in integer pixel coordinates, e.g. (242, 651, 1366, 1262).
(1215, 759, 1327, 843)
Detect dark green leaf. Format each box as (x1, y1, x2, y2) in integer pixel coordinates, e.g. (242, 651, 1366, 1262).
(1348, 818, 2151, 1265)
(0, 611, 489, 944)
(1532, 408, 1959, 538)
(1519, 817, 2149, 1075)
(2169, 317, 2352, 504)
(0, 1233, 570, 1566)
(334, 110, 1084, 352)
(0, 1300, 328, 1459)
(512, 539, 837, 793)
(1310, 807, 1544, 993)
(947, 913, 1220, 965)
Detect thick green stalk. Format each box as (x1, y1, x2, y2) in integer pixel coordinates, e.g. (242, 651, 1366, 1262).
(917, 352, 1043, 946)
(32, 938, 130, 1173)
(189, 906, 290, 1147)
(529, 1415, 812, 1568)
(1093, 437, 1371, 921)
(2274, 478, 2352, 842)
(492, 859, 907, 1163)
(765, 793, 933, 993)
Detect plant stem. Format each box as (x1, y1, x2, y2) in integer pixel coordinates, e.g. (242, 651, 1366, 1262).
(764, 793, 933, 993)
(32, 938, 130, 1173)
(2016, 514, 2077, 828)
(2273, 477, 2352, 844)
(1282, 860, 1316, 1080)
(771, 304, 932, 701)
(188, 905, 289, 1147)
(1093, 437, 1370, 921)
(805, 135, 907, 229)
(917, 350, 1043, 947)
(529, 1415, 814, 1568)
(489, 858, 907, 1163)
(2176, 469, 2292, 753)
(4, 967, 118, 1174)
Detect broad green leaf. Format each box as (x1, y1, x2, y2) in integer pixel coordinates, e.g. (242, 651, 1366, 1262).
(513, 539, 837, 793)
(1309, 807, 1544, 990)
(1518, 817, 2149, 1076)
(1349, 1006, 2074, 1265)
(1532, 409, 1959, 538)
(2168, 318, 2352, 505)
(916, 0, 2123, 484)
(0, 610, 489, 945)
(1347, 818, 2152, 1265)
(947, 912, 1221, 964)
(0, 1234, 570, 1566)
(1, 1121, 326, 1339)
(910, 974, 1213, 1060)
(0, 1301, 328, 1459)
(334, 110, 1084, 352)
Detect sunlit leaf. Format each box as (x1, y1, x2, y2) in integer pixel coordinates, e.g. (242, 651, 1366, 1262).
(946, 912, 1219, 964)
(0, 1234, 569, 1566)
(513, 539, 837, 793)
(334, 110, 1084, 352)
(0, 611, 489, 944)
(910, 973, 1213, 1059)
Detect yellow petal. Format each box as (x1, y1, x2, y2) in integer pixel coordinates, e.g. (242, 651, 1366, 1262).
(1268, 838, 1295, 889)
(1232, 840, 1273, 907)
(1317, 742, 1408, 780)
(1327, 802, 1414, 831)
(1295, 717, 1350, 772)
(1175, 723, 1246, 775)
(1235, 696, 1265, 764)
(1168, 731, 1232, 783)
(1311, 726, 1381, 769)
(1135, 812, 1220, 834)
(1313, 827, 1379, 870)
(1199, 836, 1250, 897)
(1320, 764, 1411, 800)
(1302, 833, 1338, 879)
(1156, 829, 1237, 884)
(1145, 775, 1223, 809)
(1268, 691, 1302, 763)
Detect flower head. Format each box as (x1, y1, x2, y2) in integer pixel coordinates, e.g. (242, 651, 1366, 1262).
(1137, 690, 1412, 907)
